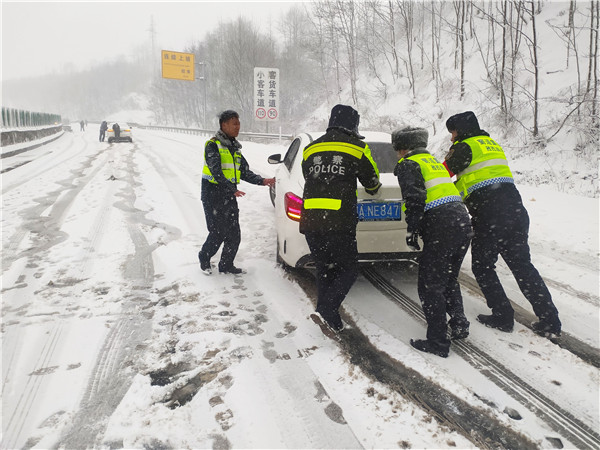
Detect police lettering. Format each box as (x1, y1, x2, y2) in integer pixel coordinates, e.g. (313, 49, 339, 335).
(309, 164, 346, 175)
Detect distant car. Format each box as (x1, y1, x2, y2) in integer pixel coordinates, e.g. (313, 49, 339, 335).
(267, 131, 421, 268)
(107, 122, 133, 143)
(62, 124, 73, 132)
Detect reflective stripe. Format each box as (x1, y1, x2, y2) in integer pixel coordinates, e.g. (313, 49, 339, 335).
(304, 142, 364, 160)
(466, 177, 514, 196)
(202, 174, 236, 183)
(424, 176, 453, 189)
(221, 163, 236, 170)
(457, 158, 509, 178)
(304, 198, 342, 210)
(424, 195, 462, 211)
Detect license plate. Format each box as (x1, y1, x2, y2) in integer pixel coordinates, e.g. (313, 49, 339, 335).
(357, 201, 401, 221)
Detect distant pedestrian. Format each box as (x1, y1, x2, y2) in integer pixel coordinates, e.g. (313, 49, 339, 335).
(392, 126, 473, 357)
(444, 111, 561, 338)
(198, 110, 275, 275)
(99, 121, 108, 142)
(80, 120, 85, 131)
(300, 104, 381, 333)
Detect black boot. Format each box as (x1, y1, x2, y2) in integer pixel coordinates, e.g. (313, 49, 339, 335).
(450, 325, 469, 340)
(219, 265, 245, 274)
(198, 252, 212, 275)
(410, 339, 449, 358)
(477, 314, 514, 332)
(531, 320, 561, 338)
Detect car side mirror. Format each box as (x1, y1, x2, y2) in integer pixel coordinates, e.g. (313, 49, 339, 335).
(268, 154, 283, 164)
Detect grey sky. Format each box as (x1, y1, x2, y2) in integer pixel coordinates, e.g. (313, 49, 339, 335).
(2, 1, 299, 81)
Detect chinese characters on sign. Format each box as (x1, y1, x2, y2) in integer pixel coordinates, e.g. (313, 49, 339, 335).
(254, 67, 279, 122)
(161, 50, 195, 81)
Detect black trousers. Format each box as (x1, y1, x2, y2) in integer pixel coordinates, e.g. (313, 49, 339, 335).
(304, 232, 358, 321)
(418, 203, 473, 348)
(471, 208, 560, 326)
(99, 130, 106, 141)
(199, 195, 241, 270)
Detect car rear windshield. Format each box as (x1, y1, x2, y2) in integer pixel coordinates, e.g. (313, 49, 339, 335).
(368, 142, 398, 173)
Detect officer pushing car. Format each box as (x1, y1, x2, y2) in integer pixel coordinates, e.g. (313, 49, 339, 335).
(300, 104, 381, 333)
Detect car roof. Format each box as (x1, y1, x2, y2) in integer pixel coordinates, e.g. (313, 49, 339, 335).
(304, 130, 391, 144)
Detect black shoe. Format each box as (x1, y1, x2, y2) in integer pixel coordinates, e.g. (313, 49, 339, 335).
(219, 265, 245, 274)
(450, 325, 469, 340)
(199, 253, 212, 275)
(477, 314, 514, 332)
(410, 339, 449, 358)
(531, 321, 561, 338)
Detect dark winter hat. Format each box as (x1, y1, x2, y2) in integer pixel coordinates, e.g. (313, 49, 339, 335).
(446, 111, 480, 134)
(327, 104, 364, 139)
(219, 110, 239, 127)
(391, 126, 428, 151)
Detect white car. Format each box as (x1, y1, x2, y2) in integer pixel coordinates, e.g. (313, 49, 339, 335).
(107, 122, 133, 143)
(267, 131, 420, 268)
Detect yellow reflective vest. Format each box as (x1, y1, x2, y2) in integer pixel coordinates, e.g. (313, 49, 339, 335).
(399, 153, 462, 212)
(202, 139, 241, 184)
(454, 136, 513, 199)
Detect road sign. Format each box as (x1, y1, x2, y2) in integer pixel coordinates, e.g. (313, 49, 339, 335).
(254, 67, 279, 121)
(162, 50, 195, 81)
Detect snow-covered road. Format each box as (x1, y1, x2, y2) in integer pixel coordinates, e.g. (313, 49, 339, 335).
(1, 127, 598, 449)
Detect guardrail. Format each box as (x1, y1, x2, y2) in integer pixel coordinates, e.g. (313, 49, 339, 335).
(2, 107, 61, 128)
(131, 123, 293, 142)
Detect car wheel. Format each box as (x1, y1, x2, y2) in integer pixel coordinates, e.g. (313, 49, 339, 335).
(129, 138, 133, 142)
(108, 138, 113, 143)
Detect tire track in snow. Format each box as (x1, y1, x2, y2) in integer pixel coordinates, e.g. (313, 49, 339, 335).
(458, 271, 600, 368)
(363, 267, 600, 450)
(2, 143, 108, 275)
(57, 143, 176, 447)
(1, 324, 64, 449)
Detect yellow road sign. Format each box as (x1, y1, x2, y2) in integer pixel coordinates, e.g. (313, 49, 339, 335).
(161, 50, 195, 81)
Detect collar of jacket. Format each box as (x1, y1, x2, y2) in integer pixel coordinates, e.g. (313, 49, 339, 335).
(216, 130, 242, 150)
(404, 148, 430, 158)
(456, 129, 490, 141)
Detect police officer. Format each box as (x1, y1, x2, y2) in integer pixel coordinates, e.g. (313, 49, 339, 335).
(198, 110, 275, 275)
(444, 111, 561, 338)
(300, 104, 381, 332)
(393, 126, 473, 357)
(99, 121, 108, 142)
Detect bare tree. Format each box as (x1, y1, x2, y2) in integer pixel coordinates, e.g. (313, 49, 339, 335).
(396, 0, 417, 98)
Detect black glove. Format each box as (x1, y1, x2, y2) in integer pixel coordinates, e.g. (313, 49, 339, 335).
(406, 230, 421, 251)
(365, 181, 382, 196)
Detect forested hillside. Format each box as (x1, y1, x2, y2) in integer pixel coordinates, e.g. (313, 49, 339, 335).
(3, 1, 598, 195)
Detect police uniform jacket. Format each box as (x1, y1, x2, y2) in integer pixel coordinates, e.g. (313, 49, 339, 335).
(394, 148, 464, 235)
(299, 128, 381, 234)
(445, 129, 525, 227)
(201, 131, 265, 202)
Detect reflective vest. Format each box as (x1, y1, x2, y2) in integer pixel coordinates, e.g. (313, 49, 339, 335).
(202, 139, 241, 184)
(455, 136, 513, 199)
(303, 141, 379, 211)
(400, 153, 462, 212)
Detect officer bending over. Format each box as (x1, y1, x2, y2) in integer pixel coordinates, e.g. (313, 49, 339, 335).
(444, 111, 561, 338)
(393, 126, 473, 357)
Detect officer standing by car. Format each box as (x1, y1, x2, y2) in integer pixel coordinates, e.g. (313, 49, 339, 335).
(300, 104, 381, 332)
(393, 126, 473, 357)
(198, 110, 275, 275)
(99, 121, 108, 142)
(444, 111, 561, 338)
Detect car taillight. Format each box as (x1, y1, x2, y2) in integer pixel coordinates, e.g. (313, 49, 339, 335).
(284, 192, 303, 222)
